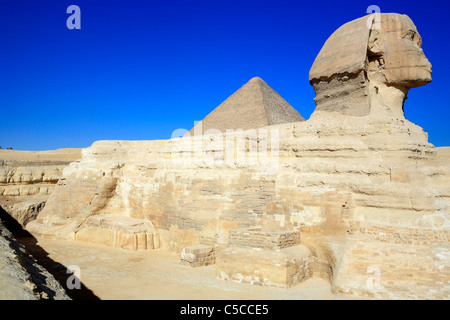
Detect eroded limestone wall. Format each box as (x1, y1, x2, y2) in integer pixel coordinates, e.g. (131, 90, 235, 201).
(0, 149, 82, 226)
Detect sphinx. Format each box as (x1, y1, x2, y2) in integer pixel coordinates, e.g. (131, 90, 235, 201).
(26, 13, 449, 299)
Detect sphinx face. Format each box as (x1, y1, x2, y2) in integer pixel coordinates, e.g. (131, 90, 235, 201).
(379, 14, 432, 87)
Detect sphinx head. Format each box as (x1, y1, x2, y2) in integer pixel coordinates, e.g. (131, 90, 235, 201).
(309, 13, 432, 118)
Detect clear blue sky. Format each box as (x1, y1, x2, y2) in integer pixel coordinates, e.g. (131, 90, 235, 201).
(1, 0, 449, 150)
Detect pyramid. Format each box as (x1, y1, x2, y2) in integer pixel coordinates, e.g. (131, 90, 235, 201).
(188, 77, 304, 135)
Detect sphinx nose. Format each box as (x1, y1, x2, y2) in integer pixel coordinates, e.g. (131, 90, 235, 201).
(423, 59, 432, 72)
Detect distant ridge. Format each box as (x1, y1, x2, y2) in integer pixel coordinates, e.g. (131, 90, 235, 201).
(0, 148, 82, 161)
(188, 77, 304, 135)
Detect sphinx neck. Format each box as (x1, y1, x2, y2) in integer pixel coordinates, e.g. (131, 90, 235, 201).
(369, 82, 409, 119)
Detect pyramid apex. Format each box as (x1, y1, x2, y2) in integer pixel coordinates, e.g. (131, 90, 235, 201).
(248, 76, 264, 83)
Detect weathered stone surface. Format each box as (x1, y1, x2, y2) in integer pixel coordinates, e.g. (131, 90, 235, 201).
(1, 200, 45, 227)
(188, 77, 304, 135)
(0, 148, 82, 227)
(310, 15, 371, 80)
(0, 162, 68, 198)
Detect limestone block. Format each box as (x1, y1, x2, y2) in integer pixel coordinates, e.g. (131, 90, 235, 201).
(227, 227, 301, 250)
(333, 239, 450, 299)
(216, 245, 313, 288)
(180, 244, 215, 267)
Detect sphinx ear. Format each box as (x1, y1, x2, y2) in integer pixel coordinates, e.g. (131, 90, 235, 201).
(367, 27, 387, 83)
(368, 29, 383, 55)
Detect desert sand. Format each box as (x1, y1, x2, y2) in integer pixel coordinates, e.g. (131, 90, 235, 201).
(33, 237, 350, 300)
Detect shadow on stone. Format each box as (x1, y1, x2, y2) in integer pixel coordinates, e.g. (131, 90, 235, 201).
(0, 205, 100, 300)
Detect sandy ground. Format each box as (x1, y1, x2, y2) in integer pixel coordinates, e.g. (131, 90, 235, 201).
(34, 238, 355, 300)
